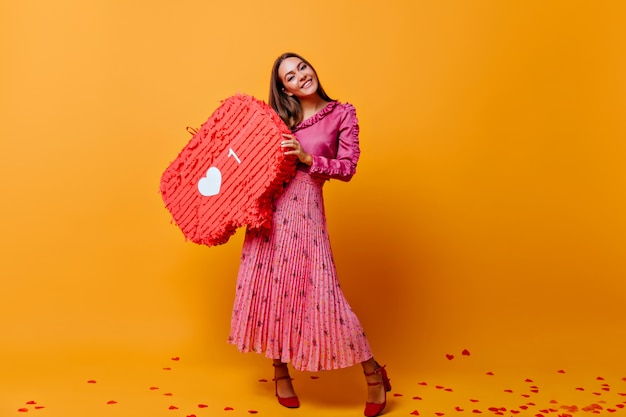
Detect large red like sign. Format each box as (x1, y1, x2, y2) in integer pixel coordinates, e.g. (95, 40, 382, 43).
(160, 94, 296, 246)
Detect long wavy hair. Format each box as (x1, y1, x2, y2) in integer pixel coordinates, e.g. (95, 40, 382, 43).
(269, 52, 334, 130)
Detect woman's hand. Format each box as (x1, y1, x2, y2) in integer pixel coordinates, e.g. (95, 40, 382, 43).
(281, 133, 313, 165)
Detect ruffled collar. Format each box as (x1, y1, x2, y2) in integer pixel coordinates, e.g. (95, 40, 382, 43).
(293, 101, 338, 131)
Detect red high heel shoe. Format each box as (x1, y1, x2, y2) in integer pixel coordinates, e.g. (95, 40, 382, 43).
(363, 363, 391, 417)
(273, 363, 300, 408)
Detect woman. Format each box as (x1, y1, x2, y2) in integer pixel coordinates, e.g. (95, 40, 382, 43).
(228, 52, 391, 417)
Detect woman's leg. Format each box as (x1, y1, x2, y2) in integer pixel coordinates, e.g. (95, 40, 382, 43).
(273, 359, 298, 400)
(362, 357, 387, 404)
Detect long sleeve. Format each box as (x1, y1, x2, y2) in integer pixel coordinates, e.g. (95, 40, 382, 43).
(298, 103, 361, 182)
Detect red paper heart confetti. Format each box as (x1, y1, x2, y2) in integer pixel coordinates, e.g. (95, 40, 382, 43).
(436, 385, 445, 390)
(34, 406, 45, 410)
(511, 411, 520, 415)
(168, 405, 179, 410)
(593, 392, 602, 396)
(521, 394, 531, 398)
(418, 382, 428, 386)
(106, 400, 117, 405)
(25, 401, 36, 405)
(525, 379, 534, 383)
(531, 389, 539, 393)
(413, 396, 422, 400)
(163, 367, 172, 371)
(150, 386, 159, 390)
(550, 400, 558, 404)
(435, 413, 444, 416)
(258, 379, 268, 382)
(616, 404, 625, 408)
(164, 393, 173, 396)
(187, 415, 197, 417)
(557, 369, 566, 373)
(603, 388, 611, 391)
(486, 371, 494, 376)
(504, 389, 514, 393)
(618, 393, 626, 396)
(582, 403, 603, 412)
(597, 377, 605, 381)
(472, 410, 482, 413)
(198, 404, 208, 408)
(446, 354, 454, 360)
(394, 393, 404, 397)
(410, 411, 420, 416)
(18, 409, 28, 413)
(462, 349, 471, 356)
(470, 399, 480, 403)
(576, 387, 585, 391)
(87, 380, 97, 384)
(445, 388, 454, 392)
(247, 411, 258, 414)
(171, 357, 180, 361)
(455, 406, 464, 412)
(519, 405, 528, 410)
(224, 407, 234, 411)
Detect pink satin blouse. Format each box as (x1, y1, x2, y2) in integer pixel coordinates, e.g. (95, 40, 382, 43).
(292, 101, 360, 182)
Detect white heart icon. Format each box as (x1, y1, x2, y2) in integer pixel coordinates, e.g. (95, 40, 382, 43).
(198, 167, 222, 197)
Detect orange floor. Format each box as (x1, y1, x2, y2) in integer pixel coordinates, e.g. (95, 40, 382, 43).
(3, 345, 624, 417)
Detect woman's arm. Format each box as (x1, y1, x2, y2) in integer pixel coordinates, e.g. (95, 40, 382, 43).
(309, 103, 361, 182)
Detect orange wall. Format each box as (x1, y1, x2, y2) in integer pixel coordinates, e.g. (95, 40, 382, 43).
(1, 0, 625, 375)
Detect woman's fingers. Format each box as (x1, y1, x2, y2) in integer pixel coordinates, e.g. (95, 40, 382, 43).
(280, 134, 311, 164)
(280, 136, 299, 151)
(281, 133, 297, 147)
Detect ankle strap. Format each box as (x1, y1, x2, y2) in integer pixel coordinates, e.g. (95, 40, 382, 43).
(273, 362, 288, 368)
(364, 364, 385, 377)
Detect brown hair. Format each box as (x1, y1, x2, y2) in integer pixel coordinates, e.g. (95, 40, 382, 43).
(269, 52, 334, 130)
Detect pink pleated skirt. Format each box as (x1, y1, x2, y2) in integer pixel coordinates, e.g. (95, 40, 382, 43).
(228, 170, 372, 372)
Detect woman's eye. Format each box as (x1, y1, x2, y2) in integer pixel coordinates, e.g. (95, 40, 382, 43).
(287, 75, 294, 82)
(300, 64, 307, 71)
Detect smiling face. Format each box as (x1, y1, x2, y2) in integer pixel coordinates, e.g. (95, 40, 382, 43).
(277, 57, 320, 100)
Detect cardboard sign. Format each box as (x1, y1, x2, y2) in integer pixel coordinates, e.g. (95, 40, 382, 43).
(160, 94, 296, 246)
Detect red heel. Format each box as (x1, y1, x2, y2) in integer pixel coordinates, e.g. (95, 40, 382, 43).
(364, 363, 391, 417)
(273, 363, 300, 409)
